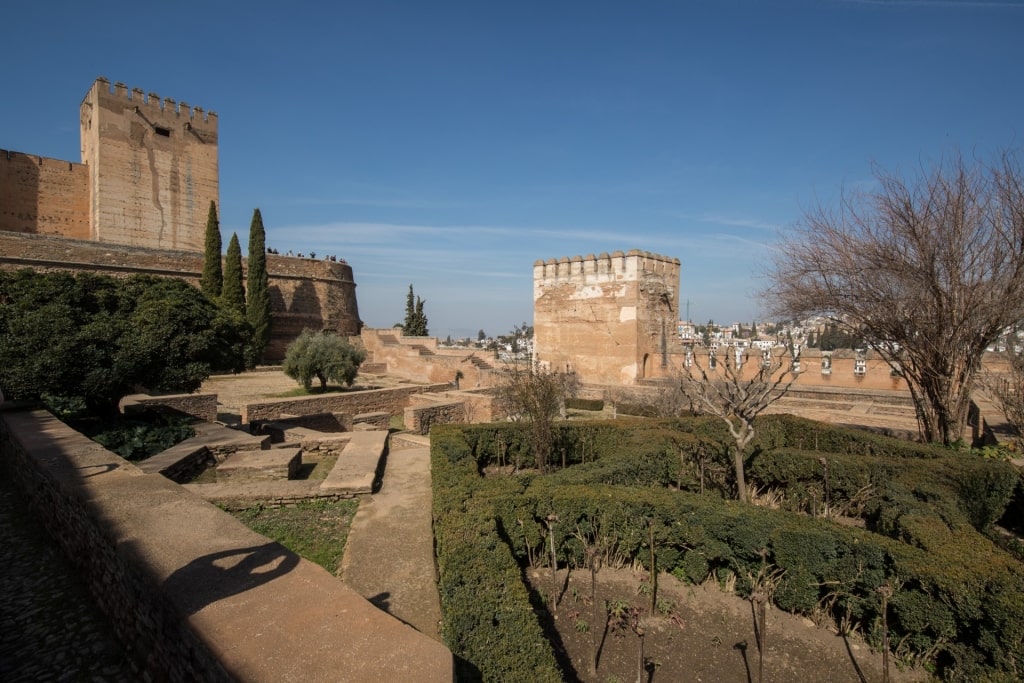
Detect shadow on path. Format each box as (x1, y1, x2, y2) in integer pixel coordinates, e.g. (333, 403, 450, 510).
(163, 543, 299, 614)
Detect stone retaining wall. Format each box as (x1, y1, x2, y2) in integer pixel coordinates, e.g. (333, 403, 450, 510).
(122, 393, 219, 422)
(0, 407, 453, 682)
(404, 400, 466, 436)
(242, 383, 450, 425)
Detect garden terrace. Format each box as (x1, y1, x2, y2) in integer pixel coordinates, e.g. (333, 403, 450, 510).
(430, 415, 1024, 682)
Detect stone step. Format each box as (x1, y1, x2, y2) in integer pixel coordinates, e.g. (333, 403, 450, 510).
(320, 430, 388, 494)
(217, 447, 303, 483)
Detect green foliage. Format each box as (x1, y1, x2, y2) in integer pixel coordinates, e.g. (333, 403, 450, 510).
(431, 417, 1024, 681)
(403, 284, 429, 336)
(0, 270, 248, 416)
(246, 208, 272, 366)
(221, 232, 246, 316)
(229, 498, 359, 574)
(282, 329, 366, 390)
(200, 200, 222, 298)
(83, 412, 196, 461)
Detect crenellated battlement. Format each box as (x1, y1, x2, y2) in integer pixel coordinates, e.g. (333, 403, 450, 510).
(2, 149, 83, 172)
(85, 76, 218, 133)
(533, 249, 680, 287)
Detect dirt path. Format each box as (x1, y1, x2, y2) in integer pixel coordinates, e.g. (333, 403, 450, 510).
(340, 446, 443, 641)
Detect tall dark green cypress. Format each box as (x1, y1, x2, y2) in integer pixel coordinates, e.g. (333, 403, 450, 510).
(222, 232, 246, 316)
(246, 208, 271, 364)
(200, 201, 223, 297)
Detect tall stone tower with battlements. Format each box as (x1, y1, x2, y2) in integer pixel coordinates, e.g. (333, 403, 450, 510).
(80, 77, 218, 251)
(0, 78, 360, 362)
(533, 250, 681, 385)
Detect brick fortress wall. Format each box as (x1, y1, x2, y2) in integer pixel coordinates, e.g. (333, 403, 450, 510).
(0, 232, 360, 361)
(0, 150, 90, 238)
(534, 250, 682, 385)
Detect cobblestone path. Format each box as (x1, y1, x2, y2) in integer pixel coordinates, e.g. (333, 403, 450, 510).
(0, 474, 138, 683)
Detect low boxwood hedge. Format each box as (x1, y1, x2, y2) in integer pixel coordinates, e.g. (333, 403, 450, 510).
(431, 417, 1024, 681)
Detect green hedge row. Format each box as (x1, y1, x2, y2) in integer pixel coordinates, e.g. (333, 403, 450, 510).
(431, 418, 1024, 680)
(431, 428, 562, 682)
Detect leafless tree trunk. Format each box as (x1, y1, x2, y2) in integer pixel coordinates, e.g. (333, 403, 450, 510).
(981, 348, 1024, 440)
(678, 346, 797, 503)
(494, 362, 580, 472)
(766, 151, 1024, 444)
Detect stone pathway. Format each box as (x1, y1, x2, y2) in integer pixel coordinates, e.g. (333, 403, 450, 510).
(0, 473, 138, 682)
(340, 445, 443, 641)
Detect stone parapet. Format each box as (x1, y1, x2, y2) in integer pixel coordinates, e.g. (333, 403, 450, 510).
(0, 407, 453, 682)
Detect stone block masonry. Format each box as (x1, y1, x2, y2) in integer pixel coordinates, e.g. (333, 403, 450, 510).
(242, 383, 452, 425)
(0, 407, 453, 682)
(0, 150, 89, 238)
(534, 249, 682, 385)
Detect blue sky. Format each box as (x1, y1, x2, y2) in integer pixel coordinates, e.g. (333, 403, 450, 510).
(3, 1, 1022, 339)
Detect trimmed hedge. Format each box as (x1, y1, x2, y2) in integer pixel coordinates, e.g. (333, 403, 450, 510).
(431, 417, 1024, 681)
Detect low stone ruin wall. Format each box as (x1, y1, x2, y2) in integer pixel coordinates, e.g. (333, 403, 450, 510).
(121, 392, 219, 422)
(404, 399, 466, 435)
(0, 407, 453, 682)
(241, 383, 451, 424)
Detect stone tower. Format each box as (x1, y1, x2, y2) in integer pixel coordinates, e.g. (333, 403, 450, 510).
(533, 250, 681, 385)
(80, 77, 218, 251)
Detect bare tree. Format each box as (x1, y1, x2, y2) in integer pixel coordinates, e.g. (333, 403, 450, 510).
(767, 151, 1024, 444)
(981, 347, 1024, 441)
(493, 363, 580, 472)
(679, 345, 797, 503)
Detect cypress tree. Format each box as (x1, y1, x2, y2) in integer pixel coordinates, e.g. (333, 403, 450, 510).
(222, 232, 246, 316)
(246, 208, 271, 364)
(404, 284, 416, 331)
(200, 201, 222, 297)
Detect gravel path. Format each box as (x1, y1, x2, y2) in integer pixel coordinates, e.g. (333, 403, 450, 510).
(0, 473, 138, 682)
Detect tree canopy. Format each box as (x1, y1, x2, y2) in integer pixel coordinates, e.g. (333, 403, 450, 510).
(282, 329, 366, 391)
(0, 270, 249, 416)
(767, 151, 1024, 444)
(222, 232, 246, 316)
(403, 284, 429, 336)
(246, 208, 272, 365)
(200, 200, 222, 298)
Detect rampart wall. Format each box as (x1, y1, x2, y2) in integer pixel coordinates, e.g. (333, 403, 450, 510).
(0, 407, 452, 682)
(534, 250, 681, 385)
(0, 150, 90, 238)
(0, 232, 360, 361)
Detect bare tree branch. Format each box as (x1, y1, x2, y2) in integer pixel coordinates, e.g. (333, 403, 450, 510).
(766, 151, 1024, 444)
(679, 345, 797, 503)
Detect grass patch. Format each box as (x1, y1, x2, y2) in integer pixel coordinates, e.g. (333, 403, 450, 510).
(228, 498, 360, 575)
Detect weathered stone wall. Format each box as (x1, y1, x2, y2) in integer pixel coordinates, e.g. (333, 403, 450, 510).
(361, 328, 501, 388)
(534, 250, 681, 385)
(81, 78, 218, 251)
(0, 407, 453, 682)
(0, 150, 89, 238)
(0, 232, 360, 362)
(404, 399, 466, 435)
(121, 392, 219, 422)
(242, 383, 451, 424)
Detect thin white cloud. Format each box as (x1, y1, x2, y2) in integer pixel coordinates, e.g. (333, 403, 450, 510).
(284, 197, 472, 210)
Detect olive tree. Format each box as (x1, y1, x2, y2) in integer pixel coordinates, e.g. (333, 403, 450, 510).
(767, 151, 1024, 444)
(283, 329, 366, 391)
